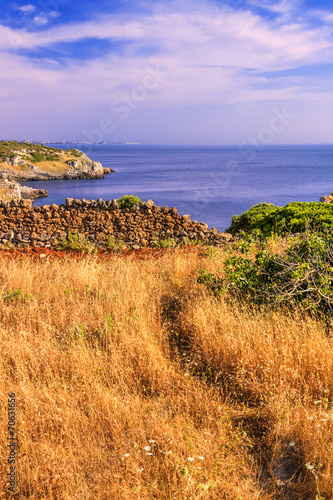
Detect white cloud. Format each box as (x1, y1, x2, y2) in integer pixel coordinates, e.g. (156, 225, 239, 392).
(33, 15, 49, 25)
(1, 0, 333, 142)
(49, 11, 61, 19)
(308, 9, 333, 24)
(16, 4, 36, 13)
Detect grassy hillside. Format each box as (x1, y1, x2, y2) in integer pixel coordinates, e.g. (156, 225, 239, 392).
(0, 245, 332, 499)
(0, 141, 83, 174)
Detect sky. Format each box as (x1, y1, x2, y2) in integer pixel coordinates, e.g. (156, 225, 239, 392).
(1, 0, 333, 144)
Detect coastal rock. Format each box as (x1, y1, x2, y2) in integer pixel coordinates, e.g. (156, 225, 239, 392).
(0, 145, 114, 201)
(20, 185, 48, 199)
(64, 159, 107, 180)
(0, 178, 47, 201)
(320, 195, 333, 203)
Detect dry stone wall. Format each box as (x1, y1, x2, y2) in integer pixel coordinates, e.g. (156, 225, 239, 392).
(0, 198, 232, 249)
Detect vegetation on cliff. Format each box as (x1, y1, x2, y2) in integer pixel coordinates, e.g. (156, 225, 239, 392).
(0, 141, 83, 173)
(0, 141, 113, 201)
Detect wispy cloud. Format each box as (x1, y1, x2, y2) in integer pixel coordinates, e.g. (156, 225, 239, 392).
(1, 0, 333, 143)
(16, 4, 36, 13)
(33, 15, 49, 26)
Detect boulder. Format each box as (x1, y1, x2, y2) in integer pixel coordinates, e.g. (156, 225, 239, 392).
(320, 195, 333, 203)
(145, 199, 155, 208)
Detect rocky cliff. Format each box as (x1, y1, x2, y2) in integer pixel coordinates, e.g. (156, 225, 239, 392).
(0, 141, 114, 200)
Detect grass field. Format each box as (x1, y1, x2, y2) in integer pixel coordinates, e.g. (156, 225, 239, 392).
(0, 246, 332, 499)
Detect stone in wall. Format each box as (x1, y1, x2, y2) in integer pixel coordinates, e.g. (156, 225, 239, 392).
(0, 198, 233, 249)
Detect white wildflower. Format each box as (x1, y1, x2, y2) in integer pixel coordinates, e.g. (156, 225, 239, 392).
(144, 446, 151, 452)
(187, 457, 195, 462)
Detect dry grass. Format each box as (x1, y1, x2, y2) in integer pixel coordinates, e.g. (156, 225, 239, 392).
(0, 247, 332, 499)
(0, 151, 81, 175)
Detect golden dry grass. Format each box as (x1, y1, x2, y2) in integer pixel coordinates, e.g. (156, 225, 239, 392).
(0, 151, 82, 175)
(0, 248, 332, 499)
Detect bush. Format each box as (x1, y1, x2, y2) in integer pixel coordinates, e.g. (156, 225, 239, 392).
(56, 232, 97, 254)
(228, 202, 333, 237)
(68, 148, 82, 158)
(153, 238, 177, 248)
(30, 152, 46, 162)
(198, 229, 333, 320)
(116, 195, 142, 210)
(105, 236, 126, 251)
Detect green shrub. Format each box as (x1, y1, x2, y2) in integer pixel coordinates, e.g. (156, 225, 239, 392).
(56, 232, 97, 254)
(68, 148, 82, 158)
(4, 287, 32, 304)
(30, 152, 46, 162)
(116, 195, 142, 210)
(198, 229, 333, 319)
(105, 236, 126, 251)
(153, 238, 177, 248)
(228, 202, 333, 237)
(197, 270, 224, 297)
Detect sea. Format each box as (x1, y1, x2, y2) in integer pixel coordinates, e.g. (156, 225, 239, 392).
(23, 144, 333, 232)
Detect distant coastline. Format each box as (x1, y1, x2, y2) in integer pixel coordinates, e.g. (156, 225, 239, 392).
(0, 140, 140, 146)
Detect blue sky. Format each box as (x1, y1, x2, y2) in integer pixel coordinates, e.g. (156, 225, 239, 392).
(1, 0, 333, 144)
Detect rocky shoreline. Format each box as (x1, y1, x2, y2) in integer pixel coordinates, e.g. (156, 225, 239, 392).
(0, 144, 114, 201)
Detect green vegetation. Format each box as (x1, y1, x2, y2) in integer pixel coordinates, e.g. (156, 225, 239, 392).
(68, 148, 82, 158)
(181, 236, 204, 246)
(56, 232, 97, 254)
(198, 228, 333, 320)
(204, 246, 221, 260)
(153, 238, 177, 248)
(116, 195, 142, 209)
(105, 236, 127, 251)
(228, 201, 333, 237)
(3, 287, 32, 304)
(0, 141, 83, 164)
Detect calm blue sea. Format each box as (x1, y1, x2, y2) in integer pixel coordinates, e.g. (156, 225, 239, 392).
(23, 144, 333, 231)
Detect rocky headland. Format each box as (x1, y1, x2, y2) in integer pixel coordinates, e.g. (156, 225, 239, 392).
(0, 141, 114, 201)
